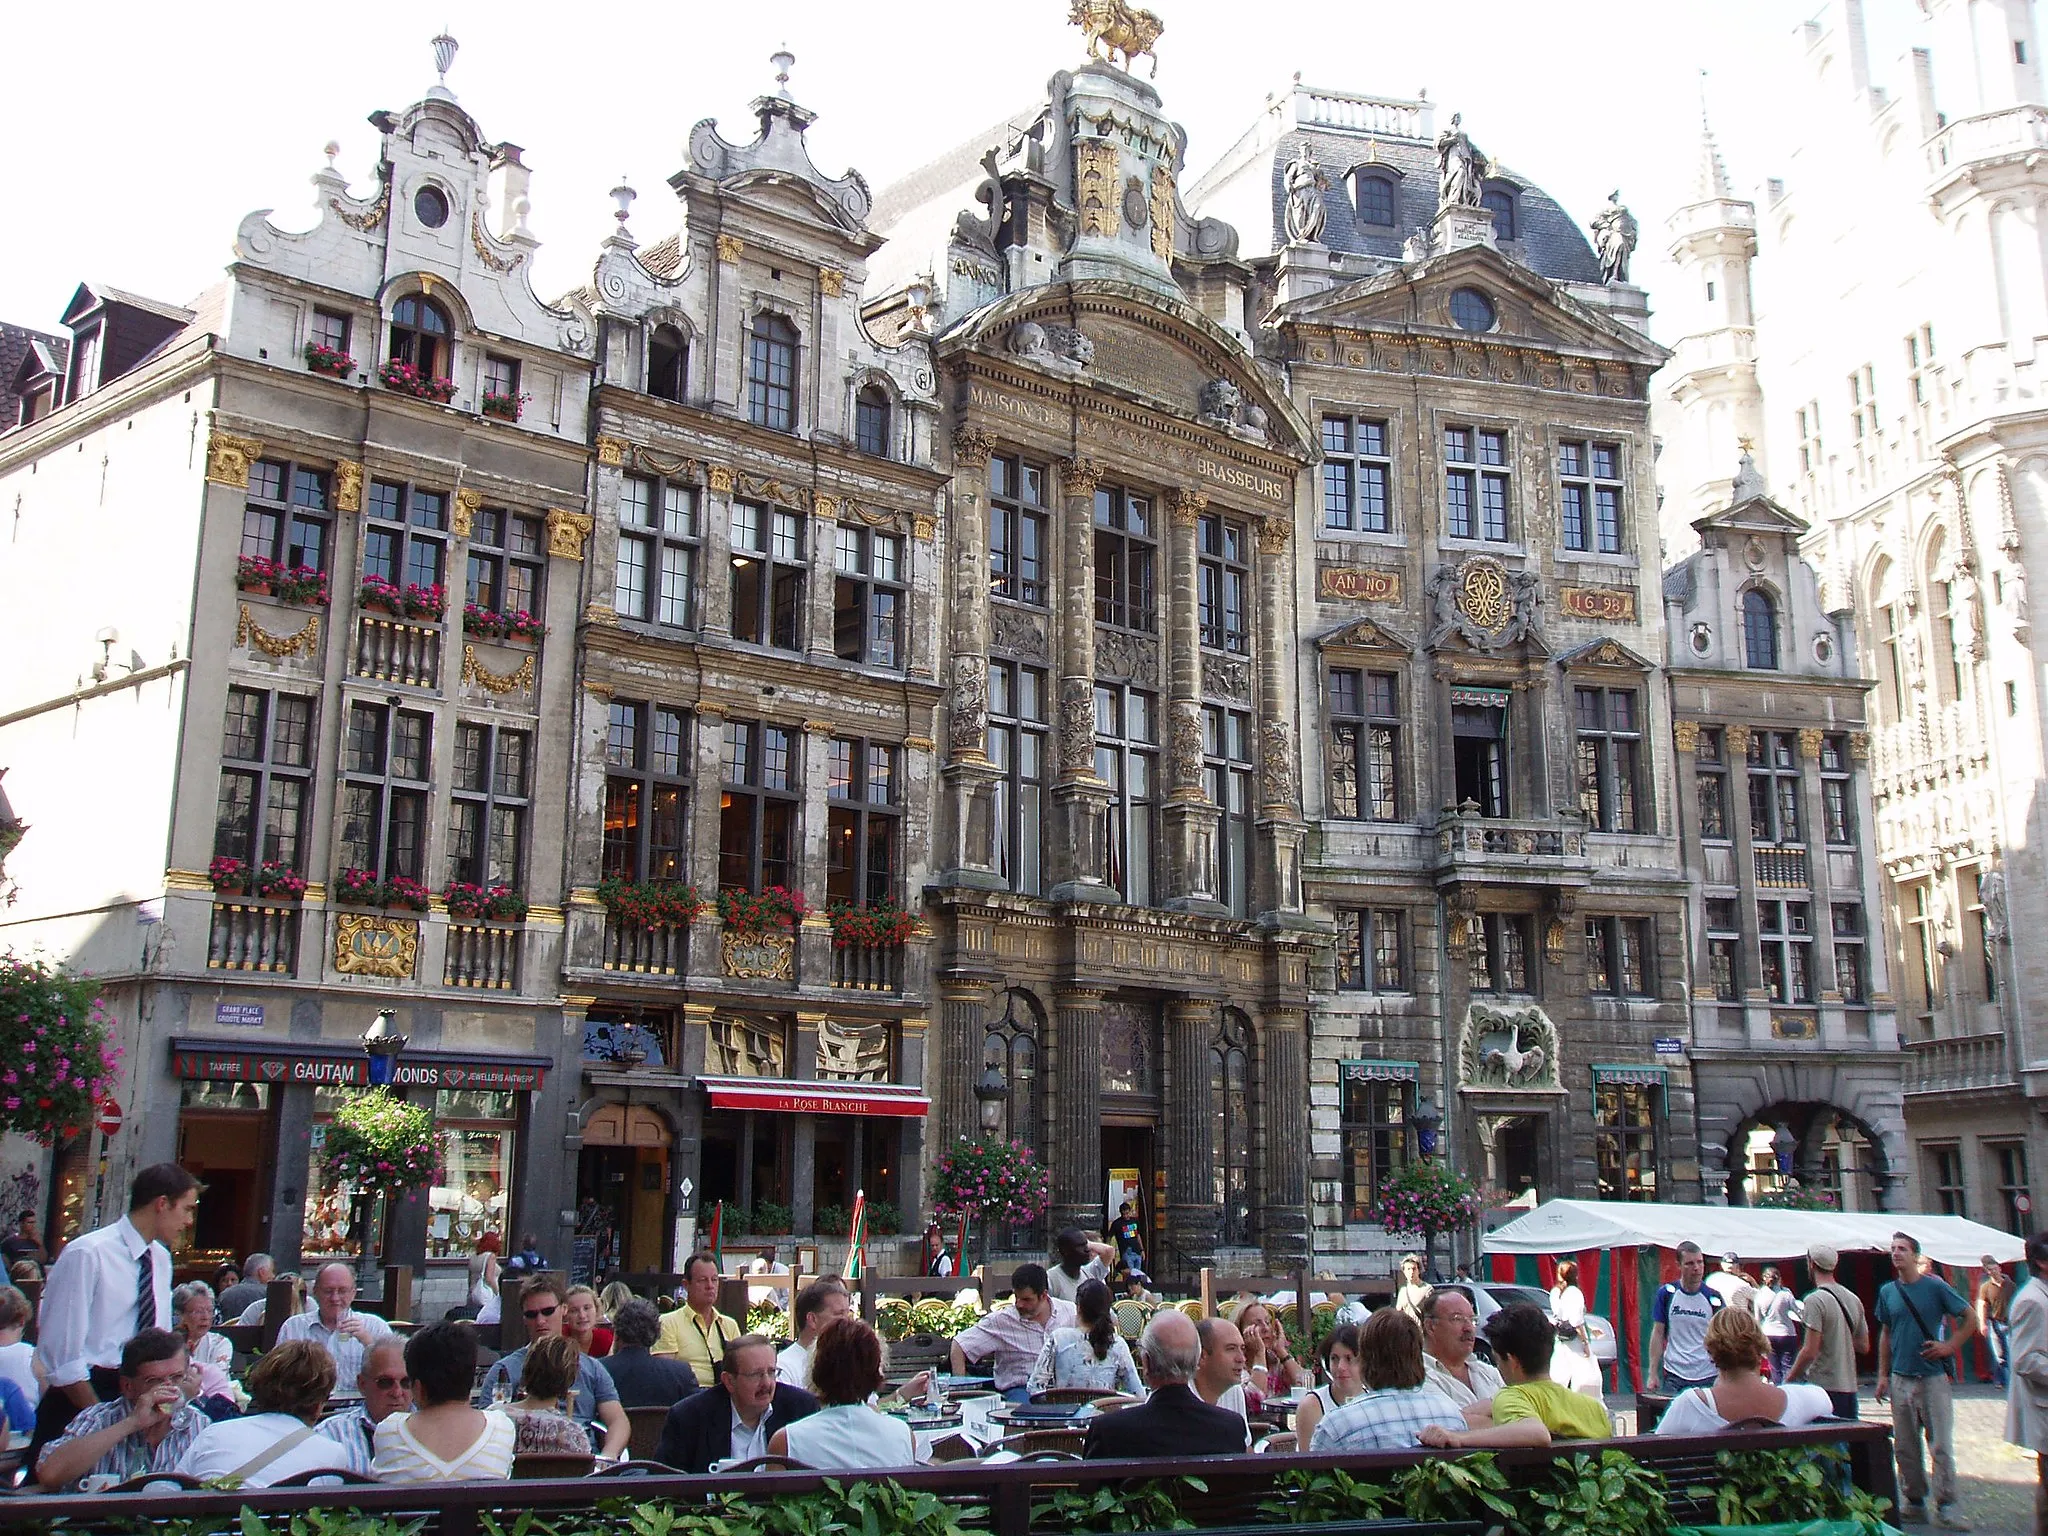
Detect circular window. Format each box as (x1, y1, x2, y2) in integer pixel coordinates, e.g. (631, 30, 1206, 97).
(1449, 288, 1496, 332)
(1690, 623, 1713, 655)
(1813, 632, 1836, 664)
(413, 185, 451, 229)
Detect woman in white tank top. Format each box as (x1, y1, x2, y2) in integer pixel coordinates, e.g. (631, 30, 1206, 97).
(771, 1318, 919, 1470)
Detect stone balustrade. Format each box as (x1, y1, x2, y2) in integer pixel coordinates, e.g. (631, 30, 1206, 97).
(1293, 84, 1432, 140)
(832, 939, 903, 992)
(444, 921, 519, 990)
(1903, 1029, 2013, 1094)
(1927, 104, 2048, 180)
(352, 613, 442, 690)
(206, 898, 300, 974)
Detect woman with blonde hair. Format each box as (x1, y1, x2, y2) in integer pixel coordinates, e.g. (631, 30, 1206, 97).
(562, 1284, 614, 1358)
(598, 1281, 636, 1320)
(1654, 1307, 1835, 1435)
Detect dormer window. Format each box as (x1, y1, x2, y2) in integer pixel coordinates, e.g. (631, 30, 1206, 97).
(70, 327, 102, 399)
(854, 385, 891, 457)
(1482, 186, 1516, 240)
(648, 325, 687, 402)
(747, 314, 798, 432)
(17, 384, 53, 427)
(390, 295, 452, 380)
(1354, 173, 1397, 228)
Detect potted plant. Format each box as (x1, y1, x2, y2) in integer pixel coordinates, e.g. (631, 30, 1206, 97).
(401, 583, 446, 622)
(716, 885, 808, 935)
(377, 358, 457, 404)
(461, 603, 508, 640)
(358, 575, 405, 617)
(254, 863, 307, 901)
(276, 565, 330, 606)
(0, 957, 123, 1146)
(480, 390, 527, 422)
(594, 878, 705, 928)
(335, 867, 386, 907)
(236, 555, 283, 595)
(304, 341, 356, 379)
(384, 875, 431, 913)
(751, 1200, 793, 1236)
(503, 609, 546, 643)
(443, 881, 528, 921)
(208, 855, 250, 895)
(827, 900, 916, 949)
(484, 884, 528, 921)
(868, 1199, 902, 1236)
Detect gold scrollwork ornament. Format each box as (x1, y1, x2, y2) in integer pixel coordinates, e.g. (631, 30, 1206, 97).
(545, 508, 594, 560)
(235, 605, 320, 658)
(206, 432, 264, 489)
(333, 460, 364, 512)
(333, 913, 419, 979)
(461, 645, 536, 695)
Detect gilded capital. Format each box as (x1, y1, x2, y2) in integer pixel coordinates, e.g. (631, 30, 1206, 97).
(1672, 719, 1700, 754)
(706, 464, 735, 495)
(1723, 724, 1753, 755)
(545, 508, 594, 560)
(818, 269, 845, 298)
(1257, 515, 1291, 554)
(333, 459, 364, 513)
(1795, 727, 1823, 760)
(595, 435, 628, 468)
(1848, 731, 1870, 761)
(801, 719, 836, 736)
(952, 427, 998, 470)
(205, 431, 263, 489)
(716, 233, 744, 265)
(1061, 457, 1107, 500)
(452, 487, 482, 538)
(813, 492, 839, 520)
(1171, 488, 1208, 528)
(912, 513, 938, 542)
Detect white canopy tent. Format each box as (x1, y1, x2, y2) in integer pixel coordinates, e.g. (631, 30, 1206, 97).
(1483, 1199, 2025, 1269)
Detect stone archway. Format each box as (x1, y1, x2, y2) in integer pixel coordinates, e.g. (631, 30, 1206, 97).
(1697, 1059, 1907, 1210)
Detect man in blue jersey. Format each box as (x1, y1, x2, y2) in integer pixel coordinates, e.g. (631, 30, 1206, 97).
(1648, 1240, 1724, 1392)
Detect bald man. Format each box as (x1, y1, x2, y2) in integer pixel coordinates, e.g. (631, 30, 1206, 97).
(1083, 1312, 1245, 1459)
(274, 1263, 394, 1384)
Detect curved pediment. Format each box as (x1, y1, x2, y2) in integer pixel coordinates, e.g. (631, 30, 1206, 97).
(942, 279, 1313, 464)
(687, 104, 873, 233)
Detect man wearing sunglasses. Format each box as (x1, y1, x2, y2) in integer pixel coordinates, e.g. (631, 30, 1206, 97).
(478, 1274, 629, 1458)
(316, 1339, 414, 1462)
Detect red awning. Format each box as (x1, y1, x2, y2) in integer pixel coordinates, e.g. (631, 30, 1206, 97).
(697, 1075, 929, 1118)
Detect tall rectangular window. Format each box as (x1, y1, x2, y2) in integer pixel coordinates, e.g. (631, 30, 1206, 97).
(1968, 866, 2000, 1003)
(989, 455, 1049, 607)
(1336, 910, 1406, 992)
(1321, 414, 1392, 533)
(987, 661, 1047, 896)
(1452, 691, 1509, 817)
(1930, 1144, 1966, 1216)
(1574, 686, 1642, 831)
(1327, 668, 1399, 821)
(1993, 1144, 2030, 1234)
(1758, 899, 1814, 1004)
(1906, 882, 1942, 1018)
(719, 721, 798, 893)
(1595, 1081, 1659, 1201)
(616, 475, 699, 629)
(729, 501, 805, 651)
(1587, 916, 1652, 996)
(1341, 1074, 1412, 1220)
(1093, 484, 1156, 631)
(1471, 913, 1532, 995)
(450, 722, 530, 888)
(1558, 439, 1624, 554)
(214, 687, 315, 870)
(242, 461, 332, 577)
(1444, 425, 1510, 541)
(1705, 898, 1741, 1001)
(747, 315, 798, 431)
(833, 526, 904, 668)
(1204, 704, 1255, 917)
(602, 701, 691, 883)
(465, 507, 544, 622)
(1197, 513, 1250, 654)
(1095, 683, 1158, 906)
(1747, 731, 1802, 843)
(338, 701, 432, 879)
(827, 738, 900, 908)
(1831, 903, 1867, 1004)
(363, 479, 449, 600)
(1696, 728, 1728, 839)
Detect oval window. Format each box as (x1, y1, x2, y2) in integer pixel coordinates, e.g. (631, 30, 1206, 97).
(1449, 288, 1496, 332)
(413, 185, 451, 229)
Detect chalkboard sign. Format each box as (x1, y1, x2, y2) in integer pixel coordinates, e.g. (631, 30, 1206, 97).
(571, 1236, 597, 1287)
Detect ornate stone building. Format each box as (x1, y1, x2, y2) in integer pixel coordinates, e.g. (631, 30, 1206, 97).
(0, 46, 593, 1303)
(1653, 0, 2048, 1231)
(1190, 82, 1694, 1257)
(558, 61, 947, 1273)
(867, 56, 1319, 1272)
(1662, 457, 1905, 1208)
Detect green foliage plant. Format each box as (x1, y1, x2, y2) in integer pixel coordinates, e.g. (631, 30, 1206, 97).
(1528, 1451, 1670, 1536)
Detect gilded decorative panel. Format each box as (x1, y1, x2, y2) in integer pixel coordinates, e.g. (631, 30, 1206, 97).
(706, 1014, 788, 1077)
(333, 914, 419, 979)
(816, 1017, 892, 1082)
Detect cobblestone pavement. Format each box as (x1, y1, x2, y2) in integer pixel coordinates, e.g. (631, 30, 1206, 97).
(1870, 1381, 2038, 1536)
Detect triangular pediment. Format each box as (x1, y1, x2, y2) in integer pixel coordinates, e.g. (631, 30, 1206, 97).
(1691, 492, 1808, 538)
(1557, 637, 1654, 673)
(1316, 616, 1416, 654)
(1275, 245, 1669, 369)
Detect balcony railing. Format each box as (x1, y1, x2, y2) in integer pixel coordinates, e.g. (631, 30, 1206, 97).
(1431, 811, 1593, 887)
(1927, 104, 2048, 179)
(1753, 846, 1809, 889)
(444, 922, 518, 991)
(1903, 1031, 2014, 1094)
(1292, 84, 1432, 140)
(206, 899, 299, 974)
(352, 614, 442, 689)
(1873, 699, 1986, 782)
(832, 941, 904, 992)
(600, 916, 688, 975)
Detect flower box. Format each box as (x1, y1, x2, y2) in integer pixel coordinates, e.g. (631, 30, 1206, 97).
(401, 583, 447, 622)
(334, 868, 429, 911)
(209, 855, 250, 895)
(595, 878, 705, 927)
(480, 391, 526, 422)
(240, 557, 328, 606)
(462, 604, 545, 643)
(304, 342, 356, 379)
(378, 359, 457, 404)
(827, 900, 916, 949)
(359, 576, 405, 617)
(210, 857, 305, 900)
(716, 885, 808, 936)
(444, 881, 528, 921)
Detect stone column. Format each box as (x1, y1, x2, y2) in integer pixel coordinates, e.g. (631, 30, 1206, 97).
(939, 430, 1004, 888)
(1520, 673, 1553, 816)
(700, 464, 736, 639)
(806, 493, 841, 663)
(798, 722, 837, 983)
(1794, 727, 1843, 1009)
(898, 1016, 929, 1224)
(1051, 460, 1116, 901)
(1165, 999, 1219, 1274)
(1671, 720, 1717, 1003)
(1723, 725, 1765, 1026)
(1161, 489, 1223, 909)
(935, 976, 990, 1152)
(689, 706, 730, 977)
(1252, 516, 1304, 916)
(1258, 1007, 1310, 1265)
(1050, 986, 1105, 1233)
(795, 1010, 826, 1233)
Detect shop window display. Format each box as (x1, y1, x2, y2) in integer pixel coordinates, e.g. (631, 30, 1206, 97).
(429, 1090, 517, 1259)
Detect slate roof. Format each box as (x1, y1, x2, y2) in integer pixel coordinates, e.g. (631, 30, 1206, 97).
(0, 322, 68, 426)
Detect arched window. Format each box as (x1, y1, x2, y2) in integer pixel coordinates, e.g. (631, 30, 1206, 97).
(1211, 1011, 1252, 1248)
(1927, 529, 1965, 702)
(1742, 588, 1779, 670)
(1354, 173, 1396, 227)
(389, 294, 452, 380)
(854, 385, 891, 458)
(1870, 558, 1906, 719)
(747, 314, 798, 431)
(647, 324, 686, 402)
(1482, 186, 1517, 240)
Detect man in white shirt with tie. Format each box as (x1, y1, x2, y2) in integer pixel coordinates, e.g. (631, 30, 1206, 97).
(30, 1163, 200, 1462)
(275, 1263, 393, 1384)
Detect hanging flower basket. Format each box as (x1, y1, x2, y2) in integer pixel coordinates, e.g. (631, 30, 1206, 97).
(716, 885, 807, 936)
(595, 878, 704, 927)
(827, 900, 916, 949)
(930, 1135, 1051, 1229)
(378, 359, 456, 403)
(304, 341, 356, 379)
(320, 1088, 436, 1200)
(1372, 1159, 1484, 1244)
(0, 957, 123, 1146)
(1756, 1180, 1837, 1211)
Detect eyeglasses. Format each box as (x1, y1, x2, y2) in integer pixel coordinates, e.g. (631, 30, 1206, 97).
(729, 1368, 778, 1383)
(524, 1305, 559, 1319)
(369, 1374, 410, 1391)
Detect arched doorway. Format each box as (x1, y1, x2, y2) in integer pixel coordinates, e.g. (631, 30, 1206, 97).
(577, 1102, 673, 1280)
(1722, 1103, 1893, 1211)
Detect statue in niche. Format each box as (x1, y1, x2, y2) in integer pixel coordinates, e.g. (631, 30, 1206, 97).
(1591, 191, 1638, 285)
(1435, 114, 1485, 209)
(1283, 146, 1328, 244)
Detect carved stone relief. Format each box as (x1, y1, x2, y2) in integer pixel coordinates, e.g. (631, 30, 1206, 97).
(1060, 677, 1096, 775)
(949, 654, 989, 753)
(1456, 1002, 1562, 1092)
(1094, 627, 1159, 686)
(991, 605, 1049, 660)
(1202, 653, 1251, 704)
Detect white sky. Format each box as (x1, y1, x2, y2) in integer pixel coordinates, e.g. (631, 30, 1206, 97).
(0, 1, 1940, 343)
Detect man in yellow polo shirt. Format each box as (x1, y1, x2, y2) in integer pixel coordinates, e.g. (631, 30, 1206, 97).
(1419, 1303, 1610, 1447)
(654, 1251, 741, 1388)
